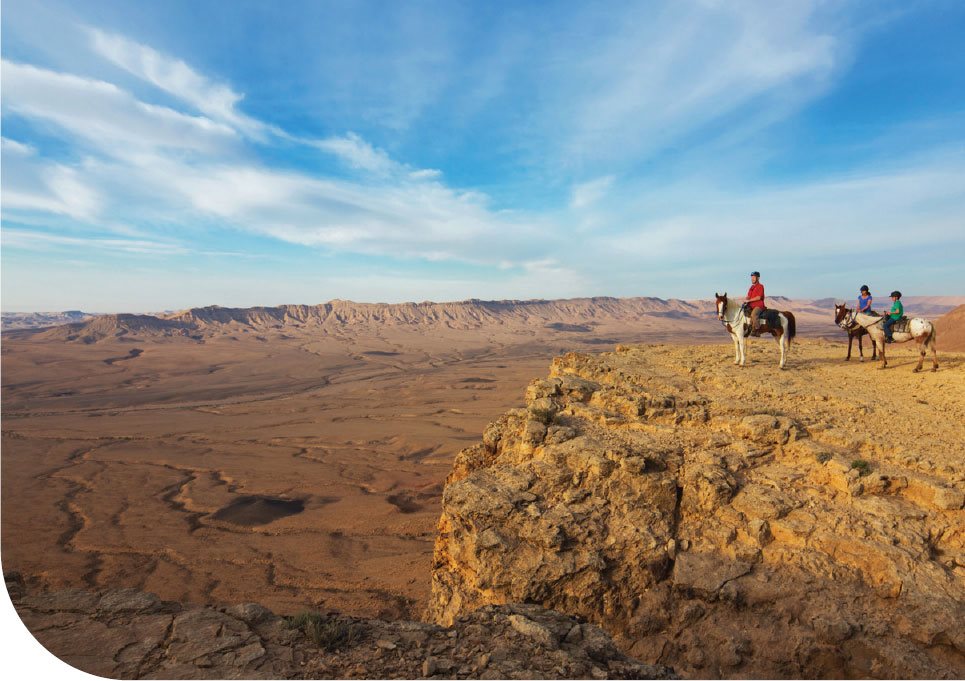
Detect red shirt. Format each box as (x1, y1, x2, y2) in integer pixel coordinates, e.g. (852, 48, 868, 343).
(747, 283, 765, 309)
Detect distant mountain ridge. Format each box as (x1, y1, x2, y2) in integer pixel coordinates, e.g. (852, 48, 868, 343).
(6, 296, 964, 343)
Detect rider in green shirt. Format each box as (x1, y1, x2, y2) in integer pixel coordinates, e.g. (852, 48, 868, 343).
(883, 290, 903, 342)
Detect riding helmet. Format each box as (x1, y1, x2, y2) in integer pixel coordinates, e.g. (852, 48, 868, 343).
(860, 285, 869, 292)
(750, 271, 760, 277)
(890, 290, 902, 298)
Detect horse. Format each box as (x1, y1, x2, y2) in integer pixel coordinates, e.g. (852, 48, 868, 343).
(715, 292, 796, 369)
(834, 304, 938, 372)
(833, 302, 877, 361)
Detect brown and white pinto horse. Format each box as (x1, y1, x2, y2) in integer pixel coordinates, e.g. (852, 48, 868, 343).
(833, 302, 876, 361)
(715, 292, 796, 369)
(834, 304, 938, 372)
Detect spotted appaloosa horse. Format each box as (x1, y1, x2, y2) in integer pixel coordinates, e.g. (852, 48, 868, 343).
(715, 292, 796, 369)
(833, 302, 877, 362)
(834, 304, 938, 372)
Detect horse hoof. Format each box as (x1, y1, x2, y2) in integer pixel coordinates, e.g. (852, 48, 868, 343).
(913, 368, 920, 373)
(932, 367, 938, 372)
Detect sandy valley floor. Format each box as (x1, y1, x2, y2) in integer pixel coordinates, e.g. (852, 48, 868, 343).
(2, 307, 961, 621)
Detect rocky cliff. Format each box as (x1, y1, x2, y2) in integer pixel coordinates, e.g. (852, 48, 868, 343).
(7, 573, 672, 679)
(429, 343, 964, 678)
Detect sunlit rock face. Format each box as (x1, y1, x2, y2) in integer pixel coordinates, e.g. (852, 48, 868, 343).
(429, 344, 965, 679)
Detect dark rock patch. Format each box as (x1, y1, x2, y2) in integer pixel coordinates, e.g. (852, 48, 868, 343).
(545, 322, 592, 332)
(210, 496, 304, 526)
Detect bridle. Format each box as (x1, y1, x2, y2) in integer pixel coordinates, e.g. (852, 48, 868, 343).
(837, 306, 882, 330)
(836, 306, 857, 330)
(717, 296, 744, 327)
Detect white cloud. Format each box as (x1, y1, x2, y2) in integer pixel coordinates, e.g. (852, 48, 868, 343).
(593, 158, 965, 264)
(519, 1, 841, 171)
(88, 28, 272, 140)
(2, 228, 187, 255)
(1, 60, 238, 154)
(570, 176, 615, 210)
(1, 137, 36, 156)
(310, 133, 399, 174)
(1, 142, 102, 220)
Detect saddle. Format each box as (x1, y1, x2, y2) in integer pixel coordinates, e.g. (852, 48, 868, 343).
(890, 316, 911, 334)
(741, 305, 779, 336)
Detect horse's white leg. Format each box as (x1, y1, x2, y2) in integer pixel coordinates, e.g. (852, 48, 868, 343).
(876, 334, 887, 369)
(731, 332, 740, 364)
(779, 330, 787, 369)
(739, 334, 747, 367)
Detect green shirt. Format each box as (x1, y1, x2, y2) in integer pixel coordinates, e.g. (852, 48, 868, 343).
(889, 300, 904, 320)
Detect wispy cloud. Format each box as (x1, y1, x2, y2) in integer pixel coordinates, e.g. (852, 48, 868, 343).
(2, 227, 187, 255)
(1, 60, 238, 154)
(88, 28, 273, 140)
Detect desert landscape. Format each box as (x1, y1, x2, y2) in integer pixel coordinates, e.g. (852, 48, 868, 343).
(2, 296, 964, 678)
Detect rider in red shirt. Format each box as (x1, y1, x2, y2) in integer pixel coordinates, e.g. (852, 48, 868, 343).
(746, 271, 765, 333)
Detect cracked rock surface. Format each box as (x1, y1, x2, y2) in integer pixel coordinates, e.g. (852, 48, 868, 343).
(7, 575, 673, 679)
(429, 344, 965, 678)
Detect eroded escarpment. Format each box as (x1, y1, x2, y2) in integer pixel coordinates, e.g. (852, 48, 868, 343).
(429, 344, 965, 679)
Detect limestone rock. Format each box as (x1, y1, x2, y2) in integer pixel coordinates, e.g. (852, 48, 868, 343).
(429, 345, 965, 679)
(10, 581, 675, 680)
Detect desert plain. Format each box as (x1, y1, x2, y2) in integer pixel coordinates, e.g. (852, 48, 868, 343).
(2, 296, 964, 677)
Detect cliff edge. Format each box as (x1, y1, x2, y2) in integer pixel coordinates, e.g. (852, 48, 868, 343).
(7, 572, 673, 679)
(429, 343, 964, 678)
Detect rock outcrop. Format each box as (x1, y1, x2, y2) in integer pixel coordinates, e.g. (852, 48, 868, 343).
(7, 573, 673, 679)
(429, 344, 964, 678)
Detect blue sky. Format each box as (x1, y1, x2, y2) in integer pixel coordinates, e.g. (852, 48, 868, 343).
(2, 0, 964, 311)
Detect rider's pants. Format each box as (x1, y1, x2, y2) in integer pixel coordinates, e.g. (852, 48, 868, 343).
(883, 316, 896, 339)
(750, 307, 762, 330)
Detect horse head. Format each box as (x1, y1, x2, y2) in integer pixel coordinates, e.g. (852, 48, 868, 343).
(833, 302, 850, 326)
(834, 303, 854, 329)
(715, 292, 728, 320)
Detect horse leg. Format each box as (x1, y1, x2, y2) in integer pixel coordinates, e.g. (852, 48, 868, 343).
(928, 327, 939, 371)
(876, 336, 887, 369)
(732, 333, 740, 365)
(857, 333, 864, 361)
(846, 334, 853, 361)
(739, 334, 747, 367)
(870, 332, 877, 360)
(778, 329, 787, 369)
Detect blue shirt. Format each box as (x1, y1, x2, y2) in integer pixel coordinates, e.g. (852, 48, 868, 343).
(857, 294, 872, 313)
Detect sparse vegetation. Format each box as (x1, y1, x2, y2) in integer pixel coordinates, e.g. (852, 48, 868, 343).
(530, 408, 557, 425)
(850, 459, 871, 476)
(287, 611, 362, 651)
(816, 452, 832, 464)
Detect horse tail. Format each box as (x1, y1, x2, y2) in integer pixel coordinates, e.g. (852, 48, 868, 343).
(926, 323, 937, 350)
(784, 311, 797, 346)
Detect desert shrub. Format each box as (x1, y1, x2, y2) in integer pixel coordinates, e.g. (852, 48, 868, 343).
(815, 452, 832, 464)
(287, 611, 362, 651)
(530, 408, 556, 425)
(850, 459, 871, 476)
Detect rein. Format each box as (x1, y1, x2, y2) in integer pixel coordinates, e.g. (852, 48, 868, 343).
(718, 299, 746, 329)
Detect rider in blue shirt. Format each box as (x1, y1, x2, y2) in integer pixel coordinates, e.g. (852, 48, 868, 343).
(857, 285, 873, 315)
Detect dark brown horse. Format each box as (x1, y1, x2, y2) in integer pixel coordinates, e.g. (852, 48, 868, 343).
(834, 302, 876, 361)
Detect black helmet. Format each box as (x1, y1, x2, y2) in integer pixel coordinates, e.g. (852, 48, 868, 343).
(860, 285, 869, 292)
(890, 290, 901, 298)
(750, 271, 760, 277)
